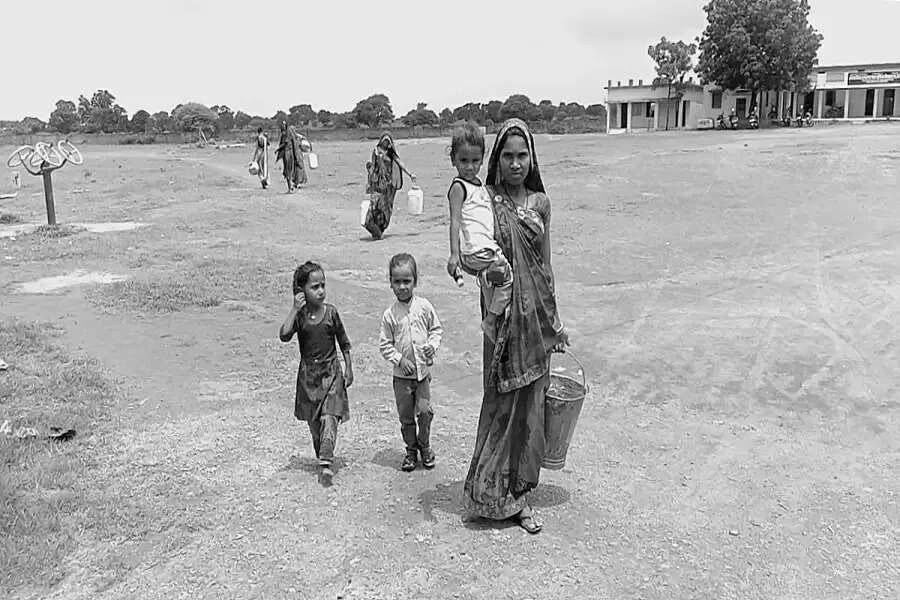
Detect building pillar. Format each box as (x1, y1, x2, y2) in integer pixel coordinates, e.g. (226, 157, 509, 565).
(606, 103, 611, 132)
(843, 89, 850, 118)
(653, 103, 659, 130)
(626, 102, 632, 132)
(817, 90, 825, 118)
(873, 88, 881, 117)
(777, 91, 784, 121)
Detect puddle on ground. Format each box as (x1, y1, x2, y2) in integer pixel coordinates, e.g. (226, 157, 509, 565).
(74, 222, 145, 233)
(0, 222, 145, 239)
(16, 270, 128, 294)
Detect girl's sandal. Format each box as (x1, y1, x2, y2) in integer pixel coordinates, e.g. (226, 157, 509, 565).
(516, 509, 542, 534)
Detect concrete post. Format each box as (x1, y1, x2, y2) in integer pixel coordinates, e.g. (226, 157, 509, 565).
(606, 103, 612, 132)
(817, 90, 825, 118)
(873, 89, 881, 117)
(626, 102, 632, 131)
(843, 89, 850, 118)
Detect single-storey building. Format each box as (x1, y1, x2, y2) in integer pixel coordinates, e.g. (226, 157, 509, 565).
(605, 61, 900, 132)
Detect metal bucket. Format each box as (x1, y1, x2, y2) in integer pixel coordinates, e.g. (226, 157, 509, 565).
(542, 352, 587, 470)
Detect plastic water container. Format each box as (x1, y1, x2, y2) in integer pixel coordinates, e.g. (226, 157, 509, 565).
(248, 161, 259, 175)
(359, 199, 370, 227)
(407, 185, 424, 215)
(307, 152, 318, 170)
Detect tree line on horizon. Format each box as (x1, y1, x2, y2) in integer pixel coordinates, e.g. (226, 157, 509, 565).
(1, 92, 607, 137)
(3, 0, 823, 137)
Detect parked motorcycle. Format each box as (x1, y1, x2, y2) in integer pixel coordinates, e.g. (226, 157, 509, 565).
(748, 113, 759, 129)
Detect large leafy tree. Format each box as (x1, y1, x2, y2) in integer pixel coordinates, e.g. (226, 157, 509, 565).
(697, 0, 822, 106)
(49, 100, 79, 134)
(77, 89, 128, 133)
(129, 109, 151, 133)
(352, 94, 394, 128)
(499, 94, 540, 122)
(173, 103, 218, 135)
(288, 104, 316, 128)
(402, 102, 439, 127)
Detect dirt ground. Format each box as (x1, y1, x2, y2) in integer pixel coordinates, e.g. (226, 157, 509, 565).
(1, 124, 899, 599)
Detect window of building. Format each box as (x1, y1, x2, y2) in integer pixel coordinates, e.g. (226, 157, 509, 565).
(645, 102, 654, 118)
(825, 90, 835, 106)
(711, 91, 723, 109)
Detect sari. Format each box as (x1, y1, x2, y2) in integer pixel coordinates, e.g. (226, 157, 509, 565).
(364, 133, 403, 239)
(464, 119, 565, 519)
(276, 123, 308, 191)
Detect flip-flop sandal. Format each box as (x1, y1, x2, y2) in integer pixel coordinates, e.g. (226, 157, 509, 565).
(517, 511, 542, 534)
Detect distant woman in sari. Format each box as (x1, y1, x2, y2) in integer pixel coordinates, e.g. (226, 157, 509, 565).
(276, 121, 308, 193)
(251, 127, 269, 189)
(462, 118, 569, 534)
(364, 133, 415, 239)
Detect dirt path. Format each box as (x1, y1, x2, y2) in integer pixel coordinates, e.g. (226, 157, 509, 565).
(2, 126, 900, 599)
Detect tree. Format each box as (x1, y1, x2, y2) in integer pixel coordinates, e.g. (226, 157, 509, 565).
(288, 104, 316, 128)
(49, 99, 79, 134)
(234, 111, 252, 129)
(151, 111, 173, 133)
(402, 102, 439, 127)
(648, 37, 698, 130)
(697, 0, 822, 108)
(15, 117, 46, 135)
(352, 94, 394, 128)
(129, 109, 151, 133)
(77, 89, 128, 133)
(500, 94, 540, 122)
(271, 110, 289, 126)
(173, 103, 218, 135)
(538, 100, 556, 122)
(211, 105, 235, 132)
(484, 100, 503, 124)
(565, 102, 586, 117)
(317, 110, 334, 127)
(439, 108, 453, 127)
(452, 102, 485, 124)
(332, 112, 358, 129)
(586, 104, 607, 118)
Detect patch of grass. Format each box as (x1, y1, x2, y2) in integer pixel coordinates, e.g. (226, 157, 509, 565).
(0, 319, 119, 592)
(30, 224, 85, 238)
(86, 279, 221, 313)
(0, 213, 21, 224)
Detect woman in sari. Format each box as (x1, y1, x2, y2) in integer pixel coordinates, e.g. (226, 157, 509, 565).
(276, 121, 308, 193)
(251, 127, 269, 189)
(364, 133, 416, 239)
(462, 118, 569, 534)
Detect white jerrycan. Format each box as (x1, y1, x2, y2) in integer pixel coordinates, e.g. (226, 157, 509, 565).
(407, 185, 424, 215)
(307, 152, 319, 169)
(360, 199, 370, 227)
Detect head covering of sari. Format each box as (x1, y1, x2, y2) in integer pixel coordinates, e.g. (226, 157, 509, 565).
(486, 118, 545, 193)
(377, 132, 398, 157)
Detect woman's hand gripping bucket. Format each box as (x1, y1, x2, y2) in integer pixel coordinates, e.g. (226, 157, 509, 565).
(542, 351, 587, 470)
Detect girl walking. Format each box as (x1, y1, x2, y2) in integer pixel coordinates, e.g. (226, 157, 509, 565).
(280, 261, 354, 485)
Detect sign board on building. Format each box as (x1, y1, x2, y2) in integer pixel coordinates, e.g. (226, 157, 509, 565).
(847, 71, 900, 86)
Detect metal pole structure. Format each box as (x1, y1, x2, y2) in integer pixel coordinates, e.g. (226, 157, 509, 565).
(42, 169, 56, 225)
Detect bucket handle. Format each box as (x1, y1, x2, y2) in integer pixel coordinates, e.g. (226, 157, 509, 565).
(552, 350, 588, 392)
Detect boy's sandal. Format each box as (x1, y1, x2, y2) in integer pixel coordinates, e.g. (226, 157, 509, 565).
(516, 510, 542, 534)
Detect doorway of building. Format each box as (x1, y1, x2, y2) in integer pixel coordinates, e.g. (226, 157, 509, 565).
(620, 103, 628, 128)
(883, 89, 895, 117)
(682, 100, 688, 127)
(736, 97, 747, 117)
(865, 89, 875, 116)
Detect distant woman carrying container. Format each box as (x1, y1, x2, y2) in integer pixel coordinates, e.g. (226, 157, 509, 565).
(364, 133, 416, 240)
(251, 127, 270, 189)
(276, 121, 308, 193)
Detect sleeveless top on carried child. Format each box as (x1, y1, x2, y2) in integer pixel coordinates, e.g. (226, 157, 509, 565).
(452, 177, 499, 255)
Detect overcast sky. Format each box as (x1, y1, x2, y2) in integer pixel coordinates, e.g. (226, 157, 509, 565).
(1, 0, 898, 120)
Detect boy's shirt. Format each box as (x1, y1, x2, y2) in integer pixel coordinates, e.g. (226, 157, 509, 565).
(379, 295, 443, 381)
